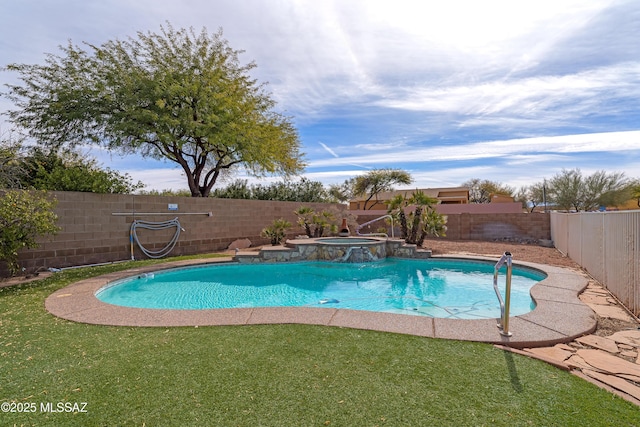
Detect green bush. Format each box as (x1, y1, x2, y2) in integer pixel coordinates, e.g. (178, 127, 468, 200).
(0, 190, 59, 274)
(260, 218, 292, 246)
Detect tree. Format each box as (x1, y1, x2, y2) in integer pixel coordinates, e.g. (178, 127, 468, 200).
(1, 133, 142, 193)
(462, 179, 514, 203)
(516, 182, 546, 213)
(19, 147, 144, 194)
(250, 178, 328, 202)
(632, 183, 640, 208)
(548, 169, 630, 211)
(211, 177, 330, 202)
(0, 190, 59, 275)
(3, 23, 304, 197)
(353, 169, 412, 210)
(327, 178, 357, 204)
(0, 132, 26, 189)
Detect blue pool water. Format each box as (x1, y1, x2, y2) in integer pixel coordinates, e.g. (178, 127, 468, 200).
(96, 259, 545, 319)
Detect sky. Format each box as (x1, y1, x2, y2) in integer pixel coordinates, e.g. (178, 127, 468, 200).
(1, 0, 639, 192)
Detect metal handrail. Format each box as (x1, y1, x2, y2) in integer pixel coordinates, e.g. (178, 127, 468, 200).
(355, 214, 395, 238)
(493, 251, 513, 337)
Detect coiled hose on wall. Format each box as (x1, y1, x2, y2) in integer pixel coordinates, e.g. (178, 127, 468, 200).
(130, 217, 184, 260)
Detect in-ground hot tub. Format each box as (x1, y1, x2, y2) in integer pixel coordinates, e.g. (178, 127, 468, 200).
(234, 236, 431, 263)
(315, 237, 382, 245)
(287, 236, 392, 262)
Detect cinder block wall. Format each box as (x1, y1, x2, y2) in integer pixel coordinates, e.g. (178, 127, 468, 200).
(451, 213, 550, 241)
(7, 191, 340, 275)
(4, 191, 550, 276)
(356, 212, 550, 241)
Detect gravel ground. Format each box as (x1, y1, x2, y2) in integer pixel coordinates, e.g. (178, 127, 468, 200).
(423, 238, 580, 268)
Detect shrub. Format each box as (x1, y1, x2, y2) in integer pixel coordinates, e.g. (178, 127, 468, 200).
(294, 206, 349, 238)
(260, 218, 292, 246)
(0, 190, 59, 275)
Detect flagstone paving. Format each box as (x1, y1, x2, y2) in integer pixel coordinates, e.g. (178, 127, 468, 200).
(517, 280, 640, 406)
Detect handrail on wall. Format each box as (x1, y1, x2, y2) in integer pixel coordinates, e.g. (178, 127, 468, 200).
(493, 251, 513, 337)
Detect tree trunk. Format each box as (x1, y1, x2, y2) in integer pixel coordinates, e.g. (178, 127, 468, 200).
(398, 211, 408, 239)
(408, 206, 422, 244)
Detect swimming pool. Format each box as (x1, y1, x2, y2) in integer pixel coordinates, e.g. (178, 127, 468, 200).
(96, 258, 545, 319)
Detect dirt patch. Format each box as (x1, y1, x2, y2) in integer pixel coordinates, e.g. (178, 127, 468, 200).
(0, 271, 53, 288)
(594, 316, 640, 338)
(424, 238, 581, 269)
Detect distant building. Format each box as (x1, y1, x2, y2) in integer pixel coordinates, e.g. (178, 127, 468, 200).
(349, 187, 470, 211)
(489, 193, 515, 203)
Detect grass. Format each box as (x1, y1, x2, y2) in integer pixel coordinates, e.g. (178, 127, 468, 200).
(1, 258, 639, 426)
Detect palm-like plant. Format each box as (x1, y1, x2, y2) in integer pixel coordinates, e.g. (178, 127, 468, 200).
(260, 218, 292, 246)
(294, 206, 337, 237)
(387, 190, 446, 246)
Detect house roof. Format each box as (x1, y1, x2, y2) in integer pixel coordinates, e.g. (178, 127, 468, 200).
(349, 187, 470, 203)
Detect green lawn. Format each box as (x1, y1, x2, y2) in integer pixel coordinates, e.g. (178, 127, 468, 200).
(1, 260, 639, 426)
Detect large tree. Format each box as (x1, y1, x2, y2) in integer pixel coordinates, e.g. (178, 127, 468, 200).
(3, 24, 304, 197)
(548, 168, 630, 211)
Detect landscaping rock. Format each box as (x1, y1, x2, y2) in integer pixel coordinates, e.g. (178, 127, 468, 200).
(228, 238, 252, 250)
(575, 335, 620, 354)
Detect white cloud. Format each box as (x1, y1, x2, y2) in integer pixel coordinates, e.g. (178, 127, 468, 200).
(309, 131, 640, 168)
(1, 0, 638, 193)
(373, 63, 640, 122)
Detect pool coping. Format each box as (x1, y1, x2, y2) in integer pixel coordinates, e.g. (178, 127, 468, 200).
(44, 255, 596, 348)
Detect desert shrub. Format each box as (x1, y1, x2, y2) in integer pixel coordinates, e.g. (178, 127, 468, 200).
(0, 190, 59, 274)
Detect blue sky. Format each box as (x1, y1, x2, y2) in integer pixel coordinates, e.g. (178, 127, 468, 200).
(1, 0, 639, 192)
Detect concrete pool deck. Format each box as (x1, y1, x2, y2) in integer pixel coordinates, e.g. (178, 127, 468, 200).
(45, 255, 596, 349)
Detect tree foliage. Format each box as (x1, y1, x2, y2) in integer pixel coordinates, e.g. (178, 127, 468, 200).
(353, 169, 413, 210)
(19, 147, 144, 193)
(632, 183, 640, 208)
(211, 178, 330, 202)
(0, 133, 143, 193)
(462, 178, 514, 204)
(0, 190, 59, 275)
(548, 168, 630, 211)
(516, 182, 547, 213)
(327, 178, 357, 204)
(4, 23, 304, 197)
(0, 132, 25, 189)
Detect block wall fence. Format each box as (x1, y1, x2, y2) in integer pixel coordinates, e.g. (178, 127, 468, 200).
(356, 212, 550, 242)
(3, 191, 550, 276)
(5, 191, 339, 276)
